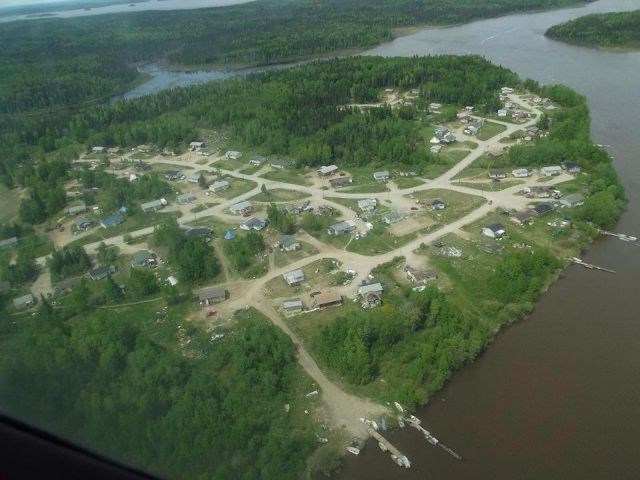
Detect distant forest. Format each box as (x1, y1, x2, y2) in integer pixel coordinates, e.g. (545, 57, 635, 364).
(545, 10, 640, 49)
(0, 0, 594, 114)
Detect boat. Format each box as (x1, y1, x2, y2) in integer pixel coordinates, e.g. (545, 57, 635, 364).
(378, 441, 388, 452)
(408, 415, 421, 425)
(400, 455, 411, 468)
(391, 454, 403, 466)
(426, 434, 439, 445)
(619, 234, 637, 242)
(393, 401, 404, 413)
(397, 416, 405, 428)
(346, 446, 360, 455)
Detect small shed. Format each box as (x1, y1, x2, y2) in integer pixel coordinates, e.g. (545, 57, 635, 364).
(283, 298, 304, 313)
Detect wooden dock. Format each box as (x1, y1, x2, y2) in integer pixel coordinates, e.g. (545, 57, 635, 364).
(404, 417, 463, 460)
(599, 230, 638, 243)
(569, 257, 615, 273)
(367, 428, 411, 468)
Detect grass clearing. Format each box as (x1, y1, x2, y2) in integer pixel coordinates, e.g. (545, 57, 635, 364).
(455, 180, 524, 191)
(212, 159, 245, 171)
(272, 241, 319, 268)
(250, 188, 310, 203)
(476, 121, 507, 141)
(260, 169, 311, 186)
(346, 225, 416, 255)
(393, 177, 425, 189)
(0, 186, 21, 223)
(214, 178, 257, 199)
(407, 188, 486, 225)
(239, 165, 261, 175)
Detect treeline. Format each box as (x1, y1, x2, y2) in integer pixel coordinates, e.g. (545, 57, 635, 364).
(0, 302, 315, 479)
(0, 0, 593, 114)
(545, 10, 640, 48)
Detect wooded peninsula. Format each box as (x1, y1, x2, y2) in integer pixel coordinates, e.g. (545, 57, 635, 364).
(545, 10, 640, 49)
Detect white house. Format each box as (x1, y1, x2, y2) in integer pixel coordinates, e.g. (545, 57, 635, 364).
(497, 109, 508, 117)
(176, 192, 196, 204)
(186, 173, 202, 183)
(318, 165, 339, 176)
(141, 199, 166, 213)
(540, 165, 562, 177)
(482, 223, 506, 239)
(189, 141, 204, 151)
(225, 151, 242, 160)
(240, 217, 267, 231)
(373, 171, 390, 182)
(229, 200, 252, 215)
(209, 180, 230, 193)
(512, 168, 533, 178)
(560, 193, 585, 208)
(327, 220, 356, 236)
(283, 268, 305, 286)
(357, 282, 383, 296)
(357, 198, 377, 212)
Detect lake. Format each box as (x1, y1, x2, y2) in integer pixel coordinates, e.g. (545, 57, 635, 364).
(334, 1, 640, 478)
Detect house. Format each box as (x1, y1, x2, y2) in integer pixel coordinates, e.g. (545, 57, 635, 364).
(512, 168, 533, 178)
(91, 146, 106, 153)
(430, 199, 446, 210)
(373, 171, 390, 182)
(198, 287, 228, 305)
(357, 198, 377, 212)
(435, 127, 449, 140)
(382, 212, 403, 224)
(482, 223, 506, 239)
(361, 292, 382, 309)
(327, 220, 356, 236)
(164, 170, 182, 181)
(277, 235, 301, 252)
(283, 268, 305, 286)
(225, 151, 242, 160)
(100, 213, 125, 228)
(523, 185, 553, 198)
(166, 276, 178, 287)
(312, 291, 343, 308)
(533, 203, 555, 215)
(464, 125, 479, 136)
(65, 204, 87, 215)
(186, 173, 202, 184)
(404, 265, 437, 284)
(318, 165, 339, 176)
(488, 170, 507, 179)
(442, 132, 457, 144)
(429, 102, 443, 111)
(229, 201, 252, 215)
(88, 265, 116, 281)
(184, 227, 213, 241)
(135, 144, 152, 153)
(240, 217, 267, 231)
(133, 161, 151, 171)
(511, 210, 535, 225)
(497, 109, 508, 117)
(249, 155, 266, 166)
(430, 145, 443, 154)
(176, 192, 197, 204)
(540, 165, 562, 177)
(209, 180, 230, 193)
(501, 87, 514, 94)
(131, 250, 156, 268)
(283, 298, 304, 313)
(54, 276, 82, 293)
(562, 160, 581, 174)
(357, 282, 383, 297)
(270, 159, 290, 169)
(329, 177, 352, 188)
(73, 216, 95, 232)
(560, 193, 585, 208)
(107, 147, 122, 155)
(140, 199, 166, 213)
(526, 126, 540, 137)
(13, 293, 34, 309)
(0, 237, 18, 250)
(199, 148, 214, 157)
(189, 141, 204, 151)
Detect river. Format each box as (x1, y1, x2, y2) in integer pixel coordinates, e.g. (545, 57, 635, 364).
(332, 1, 640, 478)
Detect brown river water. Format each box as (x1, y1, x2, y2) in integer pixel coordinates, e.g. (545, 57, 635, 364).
(333, 1, 640, 479)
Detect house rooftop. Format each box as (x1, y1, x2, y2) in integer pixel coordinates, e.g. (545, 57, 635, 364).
(313, 291, 342, 307)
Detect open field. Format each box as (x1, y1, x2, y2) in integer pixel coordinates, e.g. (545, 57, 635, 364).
(476, 121, 507, 140)
(250, 188, 311, 203)
(260, 168, 311, 186)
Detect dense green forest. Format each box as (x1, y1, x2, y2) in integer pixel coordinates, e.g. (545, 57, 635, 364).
(0, 0, 593, 113)
(545, 10, 640, 48)
(0, 303, 317, 479)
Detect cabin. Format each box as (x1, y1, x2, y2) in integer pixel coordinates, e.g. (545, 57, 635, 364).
(100, 214, 124, 228)
(270, 159, 290, 169)
(329, 177, 352, 188)
(327, 220, 355, 236)
(87, 265, 116, 281)
(0, 237, 18, 250)
(497, 109, 508, 117)
(198, 287, 228, 305)
(13, 293, 35, 310)
(107, 147, 122, 155)
(430, 199, 446, 210)
(533, 203, 554, 216)
(562, 160, 581, 174)
(186, 173, 202, 184)
(312, 291, 343, 308)
(249, 155, 266, 166)
(240, 217, 267, 231)
(430, 145, 443, 154)
(488, 170, 507, 179)
(164, 170, 183, 181)
(317, 165, 339, 176)
(91, 146, 106, 153)
(540, 165, 562, 177)
(404, 266, 437, 284)
(276, 235, 301, 252)
(189, 141, 204, 151)
(511, 210, 535, 225)
(429, 102, 443, 111)
(373, 171, 390, 183)
(131, 250, 156, 268)
(184, 227, 213, 241)
(512, 168, 533, 178)
(209, 180, 230, 193)
(560, 193, 585, 208)
(382, 212, 403, 225)
(357, 282, 383, 297)
(140, 199, 166, 213)
(358, 198, 377, 212)
(283, 269, 305, 287)
(225, 151, 242, 160)
(176, 192, 196, 204)
(283, 298, 304, 313)
(482, 223, 506, 239)
(229, 201, 252, 215)
(464, 125, 479, 135)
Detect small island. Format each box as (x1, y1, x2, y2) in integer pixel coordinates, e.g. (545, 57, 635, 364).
(545, 10, 640, 49)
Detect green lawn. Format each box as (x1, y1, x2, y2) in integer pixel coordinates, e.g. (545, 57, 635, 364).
(408, 188, 486, 225)
(340, 166, 390, 193)
(346, 226, 416, 255)
(260, 169, 310, 186)
(455, 180, 524, 191)
(393, 177, 425, 189)
(212, 159, 245, 171)
(250, 188, 310, 203)
(214, 178, 257, 199)
(0, 185, 21, 223)
(272, 241, 319, 268)
(239, 165, 262, 175)
(476, 121, 507, 141)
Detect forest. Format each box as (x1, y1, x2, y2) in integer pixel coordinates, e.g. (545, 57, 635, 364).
(0, 0, 594, 114)
(0, 302, 317, 479)
(545, 10, 640, 49)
